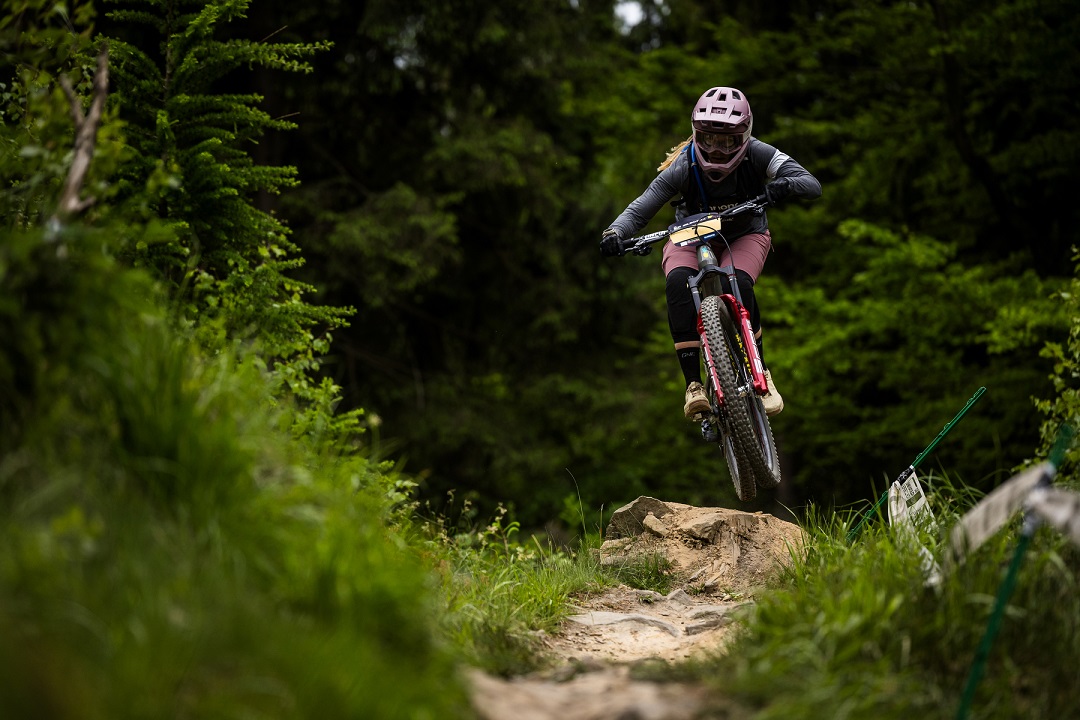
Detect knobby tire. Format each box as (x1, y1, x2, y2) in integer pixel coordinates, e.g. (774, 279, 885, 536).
(701, 296, 758, 501)
(701, 296, 782, 496)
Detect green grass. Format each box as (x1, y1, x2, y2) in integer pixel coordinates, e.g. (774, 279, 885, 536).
(605, 550, 675, 595)
(429, 474, 1079, 718)
(689, 481, 1080, 719)
(427, 504, 613, 676)
(0, 238, 470, 718)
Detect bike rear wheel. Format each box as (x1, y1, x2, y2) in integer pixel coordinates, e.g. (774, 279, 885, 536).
(701, 296, 782, 495)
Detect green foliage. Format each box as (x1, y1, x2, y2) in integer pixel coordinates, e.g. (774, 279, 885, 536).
(98, 0, 357, 442)
(752, 0, 1080, 275)
(305, 182, 461, 310)
(0, 0, 115, 228)
(2, 6, 466, 714)
(1034, 251, 1080, 482)
(765, 221, 1064, 499)
(244, 0, 1080, 527)
(702, 488, 1080, 719)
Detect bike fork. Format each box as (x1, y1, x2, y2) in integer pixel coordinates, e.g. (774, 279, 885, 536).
(729, 298, 767, 394)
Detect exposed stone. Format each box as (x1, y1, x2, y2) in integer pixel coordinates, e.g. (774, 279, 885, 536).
(468, 666, 715, 720)
(663, 589, 694, 606)
(685, 616, 733, 635)
(606, 497, 675, 539)
(470, 499, 804, 720)
(642, 513, 670, 538)
(567, 611, 682, 638)
(632, 589, 666, 603)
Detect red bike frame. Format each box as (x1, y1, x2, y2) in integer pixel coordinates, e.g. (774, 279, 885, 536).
(697, 292, 767, 405)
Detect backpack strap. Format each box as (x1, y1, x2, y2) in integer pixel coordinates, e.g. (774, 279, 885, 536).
(687, 143, 709, 214)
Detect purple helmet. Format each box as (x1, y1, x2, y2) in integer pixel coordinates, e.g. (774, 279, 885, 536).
(691, 86, 754, 182)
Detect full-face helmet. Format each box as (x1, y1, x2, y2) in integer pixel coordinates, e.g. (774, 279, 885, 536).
(691, 87, 753, 182)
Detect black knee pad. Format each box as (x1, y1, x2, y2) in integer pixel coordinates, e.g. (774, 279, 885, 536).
(667, 267, 761, 340)
(665, 267, 697, 343)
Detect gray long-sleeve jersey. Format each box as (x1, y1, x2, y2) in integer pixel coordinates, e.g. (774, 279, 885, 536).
(608, 138, 821, 241)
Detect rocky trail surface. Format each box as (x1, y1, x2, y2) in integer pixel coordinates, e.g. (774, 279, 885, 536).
(468, 497, 805, 720)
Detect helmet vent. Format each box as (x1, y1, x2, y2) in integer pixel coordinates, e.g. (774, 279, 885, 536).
(732, 90, 742, 99)
(706, 88, 717, 97)
(711, 107, 725, 114)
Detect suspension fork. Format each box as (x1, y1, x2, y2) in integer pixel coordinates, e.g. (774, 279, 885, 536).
(718, 293, 768, 395)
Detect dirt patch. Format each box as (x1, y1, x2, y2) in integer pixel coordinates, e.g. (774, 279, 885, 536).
(469, 497, 805, 719)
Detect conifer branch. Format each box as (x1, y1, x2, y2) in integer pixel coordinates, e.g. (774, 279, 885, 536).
(52, 46, 110, 228)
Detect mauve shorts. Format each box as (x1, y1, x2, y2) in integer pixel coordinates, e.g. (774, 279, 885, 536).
(661, 230, 772, 281)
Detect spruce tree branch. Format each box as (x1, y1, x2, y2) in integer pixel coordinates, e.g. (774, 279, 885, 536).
(52, 45, 109, 229)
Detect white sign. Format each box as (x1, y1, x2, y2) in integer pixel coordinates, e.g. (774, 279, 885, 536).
(889, 471, 941, 586)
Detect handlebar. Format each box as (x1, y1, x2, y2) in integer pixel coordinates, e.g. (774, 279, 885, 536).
(618, 194, 769, 256)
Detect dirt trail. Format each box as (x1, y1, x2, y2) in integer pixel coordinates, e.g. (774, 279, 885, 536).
(468, 497, 804, 720)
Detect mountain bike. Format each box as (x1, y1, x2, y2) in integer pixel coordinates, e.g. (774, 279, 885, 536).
(618, 195, 781, 501)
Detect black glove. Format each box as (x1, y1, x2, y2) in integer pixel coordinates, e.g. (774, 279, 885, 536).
(765, 177, 793, 207)
(600, 227, 625, 257)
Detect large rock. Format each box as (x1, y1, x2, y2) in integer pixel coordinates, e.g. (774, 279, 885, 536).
(600, 497, 805, 595)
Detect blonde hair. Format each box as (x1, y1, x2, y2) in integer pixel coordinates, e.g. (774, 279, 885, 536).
(657, 135, 693, 172)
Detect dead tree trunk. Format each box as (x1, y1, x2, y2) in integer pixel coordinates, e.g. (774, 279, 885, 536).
(49, 45, 110, 234)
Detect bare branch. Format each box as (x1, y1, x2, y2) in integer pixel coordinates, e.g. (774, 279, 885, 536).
(50, 45, 109, 232)
(260, 25, 288, 43)
(58, 74, 84, 126)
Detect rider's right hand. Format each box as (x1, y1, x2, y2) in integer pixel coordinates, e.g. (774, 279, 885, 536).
(600, 228, 625, 257)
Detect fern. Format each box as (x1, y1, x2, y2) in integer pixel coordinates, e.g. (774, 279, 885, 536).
(101, 0, 359, 444)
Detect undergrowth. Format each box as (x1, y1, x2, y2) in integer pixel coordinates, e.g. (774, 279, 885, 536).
(695, 473, 1080, 719)
(605, 551, 675, 595)
(424, 501, 613, 676)
(0, 228, 469, 718)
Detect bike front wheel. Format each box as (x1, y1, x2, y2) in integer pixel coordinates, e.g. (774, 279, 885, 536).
(701, 295, 782, 496)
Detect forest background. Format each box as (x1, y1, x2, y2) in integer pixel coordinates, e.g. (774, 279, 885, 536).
(8, 0, 1080, 529)
(255, 0, 1077, 526)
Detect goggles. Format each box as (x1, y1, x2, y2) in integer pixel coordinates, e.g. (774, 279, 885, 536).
(696, 129, 749, 154)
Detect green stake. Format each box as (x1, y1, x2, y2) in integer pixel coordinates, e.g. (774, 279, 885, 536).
(905, 386, 987, 482)
(955, 423, 1074, 720)
(846, 387, 987, 543)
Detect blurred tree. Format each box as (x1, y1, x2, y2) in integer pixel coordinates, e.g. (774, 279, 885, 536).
(745, 0, 1080, 277)
(227, 0, 1078, 524)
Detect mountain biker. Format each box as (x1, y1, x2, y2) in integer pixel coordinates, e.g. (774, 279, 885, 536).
(601, 86, 821, 420)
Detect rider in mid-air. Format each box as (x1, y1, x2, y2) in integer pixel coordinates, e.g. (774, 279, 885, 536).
(601, 86, 821, 420)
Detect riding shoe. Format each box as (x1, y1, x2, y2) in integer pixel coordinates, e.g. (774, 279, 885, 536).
(763, 369, 784, 417)
(684, 381, 711, 418)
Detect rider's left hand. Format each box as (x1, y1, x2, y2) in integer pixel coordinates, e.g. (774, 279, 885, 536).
(765, 177, 793, 206)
